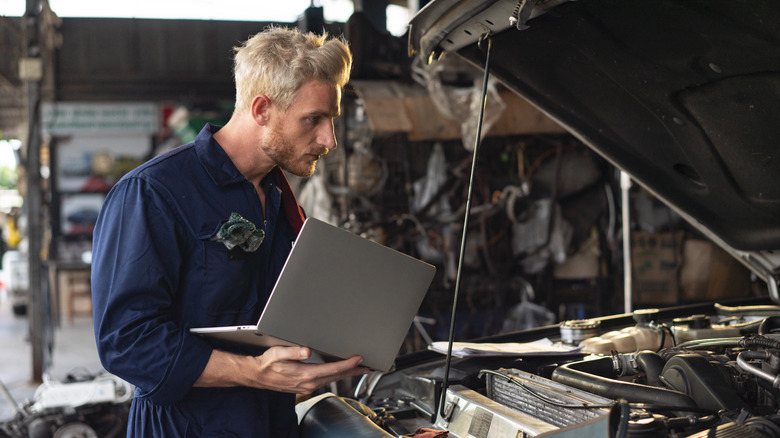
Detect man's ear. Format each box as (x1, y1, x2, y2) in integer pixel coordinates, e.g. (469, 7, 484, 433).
(250, 94, 273, 126)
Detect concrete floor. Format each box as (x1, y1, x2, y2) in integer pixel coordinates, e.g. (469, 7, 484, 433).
(0, 289, 103, 421)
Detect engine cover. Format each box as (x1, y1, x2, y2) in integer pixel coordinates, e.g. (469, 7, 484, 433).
(661, 354, 747, 411)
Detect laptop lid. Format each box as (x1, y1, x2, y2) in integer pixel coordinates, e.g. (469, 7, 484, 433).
(194, 217, 436, 372)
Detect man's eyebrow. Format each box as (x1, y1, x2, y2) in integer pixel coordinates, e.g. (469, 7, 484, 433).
(306, 109, 340, 118)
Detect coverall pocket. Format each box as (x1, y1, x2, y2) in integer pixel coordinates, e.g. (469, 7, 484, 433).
(199, 237, 259, 318)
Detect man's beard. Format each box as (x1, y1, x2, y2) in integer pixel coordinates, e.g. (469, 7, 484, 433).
(264, 123, 327, 178)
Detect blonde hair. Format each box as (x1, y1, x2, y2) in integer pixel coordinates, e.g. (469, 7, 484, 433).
(233, 27, 352, 113)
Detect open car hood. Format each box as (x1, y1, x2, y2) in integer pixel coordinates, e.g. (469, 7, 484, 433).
(409, 0, 780, 300)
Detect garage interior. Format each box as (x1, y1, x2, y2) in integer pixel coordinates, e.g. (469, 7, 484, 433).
(0, 0, 761, 432)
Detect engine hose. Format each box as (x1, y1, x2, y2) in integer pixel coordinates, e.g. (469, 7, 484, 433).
(635, 351, 666, 387)
(663, 414, 719, 429)
(740, 334, 780, 350)
(736, 350, 780, 388)
(551, 357, 698, 408)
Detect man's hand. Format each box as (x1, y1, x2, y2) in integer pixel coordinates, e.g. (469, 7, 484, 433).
(194, 347, 370, 394)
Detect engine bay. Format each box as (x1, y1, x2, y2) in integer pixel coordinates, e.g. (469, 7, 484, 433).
(307, 301, 780, 437)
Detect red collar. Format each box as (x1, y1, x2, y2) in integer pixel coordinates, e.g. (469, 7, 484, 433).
(272, 167, 305, 235)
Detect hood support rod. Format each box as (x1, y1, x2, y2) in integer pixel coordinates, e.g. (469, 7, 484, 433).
(439, 31, 494, 420)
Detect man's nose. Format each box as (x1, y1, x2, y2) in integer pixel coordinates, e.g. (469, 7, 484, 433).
(318, 120, 337, 150)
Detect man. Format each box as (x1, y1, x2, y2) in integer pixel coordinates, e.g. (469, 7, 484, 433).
(91, 27, 368, 437)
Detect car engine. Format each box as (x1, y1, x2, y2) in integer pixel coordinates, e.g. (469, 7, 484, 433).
(299, 301, 780, 437)
(0, 372, 132, 438)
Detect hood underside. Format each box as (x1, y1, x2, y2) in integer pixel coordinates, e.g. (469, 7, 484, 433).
(410, 0, 780, 291)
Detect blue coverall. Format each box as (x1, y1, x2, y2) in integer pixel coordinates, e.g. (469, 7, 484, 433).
(92, 123, 304, 437)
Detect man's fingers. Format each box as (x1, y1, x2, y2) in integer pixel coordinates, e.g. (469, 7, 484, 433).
(254, 348, 369, 394)
(263, 346, 311, 361)
(311, 356, 370, 384)
(312, 355, 365, 378)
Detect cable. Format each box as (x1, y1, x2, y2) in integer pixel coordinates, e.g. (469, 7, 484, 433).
(665, 324, 678, 347)
(656, 326, 666, 352)
(654, 323, 676, 351)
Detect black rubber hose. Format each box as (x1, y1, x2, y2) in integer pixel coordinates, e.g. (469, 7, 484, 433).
(741, 334, 780, 350)
(551, 357, 698, 408)
(635, 351, 666, 387)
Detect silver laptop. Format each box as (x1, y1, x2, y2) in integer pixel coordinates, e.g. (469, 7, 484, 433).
(191, 217, 436, 372)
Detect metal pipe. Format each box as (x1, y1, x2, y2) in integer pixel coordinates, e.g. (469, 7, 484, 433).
(736, 350, 780, 388)
(674, 337, 743, 350)
(0, 378, 22, 416)
(620, 171, 632, 313)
